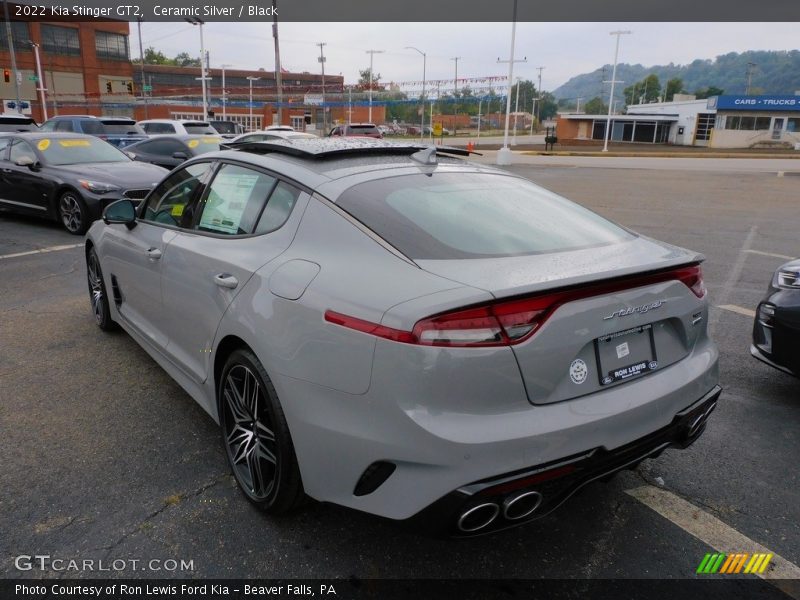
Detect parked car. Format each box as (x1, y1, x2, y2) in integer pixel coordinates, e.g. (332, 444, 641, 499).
(328, 123, 382, 138)
(0, 132, 166, 234)
(209, 120, 246, 139)
(86, 138, 719, 535)
(751, 259, 800, 377)
(265, 125, 295, 132)
(377, 125, 393, 136)
(40, 116, 147, 148)
(137, 119, 218, 136)
(227, 130, 318, 144)
(124, 134, 222, 170)
(0, 113, 38, 132)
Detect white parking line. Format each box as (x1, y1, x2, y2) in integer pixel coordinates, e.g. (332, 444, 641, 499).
(746, 249, 795, 261)
(0, 243, 83, 261)
(627, 486, 800, 596)
(716, 304, 757, 318)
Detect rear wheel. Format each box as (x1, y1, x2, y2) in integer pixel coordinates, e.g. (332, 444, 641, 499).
(58, 191, 89, 235)
(219, 349, 305, 513)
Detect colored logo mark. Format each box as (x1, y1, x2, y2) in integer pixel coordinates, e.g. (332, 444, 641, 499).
(696, 552, 773, 574)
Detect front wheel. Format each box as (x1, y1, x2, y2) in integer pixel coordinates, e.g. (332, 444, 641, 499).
(58, 191, 89, 235)
(86, 247, 117, 331)
(219, 349, 305, 513)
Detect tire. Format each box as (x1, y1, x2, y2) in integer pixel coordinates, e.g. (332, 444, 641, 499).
(86, 247, 117, 331)
(218, 349, 305, 513)
(58, 190, 89, 235)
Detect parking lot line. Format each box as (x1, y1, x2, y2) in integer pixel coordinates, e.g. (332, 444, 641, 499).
(716, 304, 757, 318)
(627, 486, 800, 596)
(0, 243, 83, 261)
(746, 249, 795, 260)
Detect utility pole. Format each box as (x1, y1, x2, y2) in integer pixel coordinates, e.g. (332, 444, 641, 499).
(536, 66, 545, 128)
(247, 76, 260, 131)
(136, 18, 148, 118)
(451, 56, 460, 137)
(29, 42, 47, 121)
(405, 47, 426, 143)
(603, 30, 632, 152)
(220, 64, 232, 121)
(365, 49, 384, 123)
(746, 62, 757, 95)
(272, 0, 283, 126)
(316, 42, 327, 131)
(3, 0, 22, 113)
(496, 0, 526, 165)
(512, 77, 520, 145)
(576, 96, 583, 113)
(186, 17, 209, 119)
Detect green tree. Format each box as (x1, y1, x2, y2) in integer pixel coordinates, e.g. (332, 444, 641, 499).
(664, 77, 685, 101)
(624, 74, 662, 104)
(174, 52, 200, 68)
(358, 68, 381, 90)
(584, 96, 607, 114)
(693, 86, 724, 99)
(142, 46, 169, 65)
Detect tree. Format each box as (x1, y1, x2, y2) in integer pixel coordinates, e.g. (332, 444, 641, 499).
(174, 52, 200, 68)
(693, 86, 724, 99)
(358, 68, 381, 90)
(664, 77, 685, 101)
(142, 46, 169, 65)
(623, 74, 662, 105)
(584, 97, 607, 114)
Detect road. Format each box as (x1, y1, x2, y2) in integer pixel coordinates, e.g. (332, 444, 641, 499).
(0, 159, 798, 593)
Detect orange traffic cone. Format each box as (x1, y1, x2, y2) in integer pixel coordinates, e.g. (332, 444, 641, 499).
(466, 141, 474, 152)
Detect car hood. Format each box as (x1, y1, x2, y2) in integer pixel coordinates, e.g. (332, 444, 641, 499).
(54, 161, 168, 189)
(415, 235, 704, 299)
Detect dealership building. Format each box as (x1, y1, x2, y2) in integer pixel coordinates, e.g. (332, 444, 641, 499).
(556, 94, 800, 149)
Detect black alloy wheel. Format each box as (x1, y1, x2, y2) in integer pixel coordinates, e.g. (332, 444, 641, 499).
(86, 247, 116, 331)
(59, 191, 88, 235)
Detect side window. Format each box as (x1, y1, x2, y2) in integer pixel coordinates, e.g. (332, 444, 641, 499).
(0, 137, 11, 159)
(255, 181, 302, 234)
(194, 164, 276, 236)
(142, 162, 214, 227)
(9, 140, 36, 163)
(141, 139, 184, 156)
(55, 120, 74, 132)
(40, 121, 56, 131)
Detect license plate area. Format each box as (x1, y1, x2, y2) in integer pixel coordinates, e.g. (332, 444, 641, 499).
(595, 324, 658, 386)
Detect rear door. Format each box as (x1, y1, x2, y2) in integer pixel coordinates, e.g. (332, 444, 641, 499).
(1, 139, 51, 213)
(159, 163, 305, 383)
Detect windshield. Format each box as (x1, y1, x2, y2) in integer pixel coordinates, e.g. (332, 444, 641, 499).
(211, 121, 237, 134)
(101, 121, 145, 135)
(184, 123, 217, 134)
(36, 137, 130, 165)
(336, 172, 634, 260)
(187, 136, 222, 154)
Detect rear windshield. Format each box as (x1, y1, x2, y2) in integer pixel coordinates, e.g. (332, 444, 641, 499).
(79, 120, 105, 134)
(184, 122, 217, 134)
(101, 121, 145, 135)
(210, 121, 237, 134)
(336, 172, 634, 260)
(37, 136, 129, 165)
(349, 125, 378, 133)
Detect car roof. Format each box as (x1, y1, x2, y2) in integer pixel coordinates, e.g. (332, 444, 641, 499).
(138, 119, 211, 125)
(0, 131, 96, 140)
(46, 115, 97, 119)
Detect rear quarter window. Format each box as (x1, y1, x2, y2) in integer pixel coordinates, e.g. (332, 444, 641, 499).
(335, 172, 634, 260)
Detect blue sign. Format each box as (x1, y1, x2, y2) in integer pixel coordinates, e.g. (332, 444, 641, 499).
(709, 95, 800, 112)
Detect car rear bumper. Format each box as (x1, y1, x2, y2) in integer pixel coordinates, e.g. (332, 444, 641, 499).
(406, 384, 721, 536)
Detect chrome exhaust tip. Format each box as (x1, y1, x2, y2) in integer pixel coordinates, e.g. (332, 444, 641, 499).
(457, 502, 500, 533)
(502, 491, 543, 520)
(687, 400, 717, 438)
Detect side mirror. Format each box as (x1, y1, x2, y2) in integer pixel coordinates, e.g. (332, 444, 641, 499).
(172, 151, 189, 160)
(103, 198, 137, 229)
(14, 155, 39, 170)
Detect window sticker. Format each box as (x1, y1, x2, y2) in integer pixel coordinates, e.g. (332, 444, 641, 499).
(37, 139, 50, 151)
(171, 204, 184, 217)
(199, 171, 259, 234)
(187, 139, 200, 149)
(58, 139, 91, 147)
(202, 137, 219, 144)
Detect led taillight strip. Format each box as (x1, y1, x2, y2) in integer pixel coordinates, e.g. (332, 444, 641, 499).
(325, 263, 705, 348)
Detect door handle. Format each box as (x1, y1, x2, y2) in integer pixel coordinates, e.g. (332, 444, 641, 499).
(214, 273, 239, 289)
(146, 247, 162, 260)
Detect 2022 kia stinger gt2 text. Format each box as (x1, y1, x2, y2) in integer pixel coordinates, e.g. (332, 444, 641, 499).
(86, 139, 720, 536)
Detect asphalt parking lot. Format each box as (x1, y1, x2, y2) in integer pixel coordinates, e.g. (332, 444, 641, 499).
(1, 158, 798, 592)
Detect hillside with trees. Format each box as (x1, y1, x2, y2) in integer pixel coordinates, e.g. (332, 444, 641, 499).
(552, 50, 800, 111)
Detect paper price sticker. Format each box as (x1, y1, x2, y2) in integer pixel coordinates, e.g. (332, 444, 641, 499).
(59, 139, 91, 147)
(37, 139, 50, 151)
(187, 140, 200, 149)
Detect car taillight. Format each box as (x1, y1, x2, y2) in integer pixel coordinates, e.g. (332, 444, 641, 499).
(326, 263, 706, 348)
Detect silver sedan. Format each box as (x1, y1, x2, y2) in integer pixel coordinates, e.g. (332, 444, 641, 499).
(85, 139, 720, 535)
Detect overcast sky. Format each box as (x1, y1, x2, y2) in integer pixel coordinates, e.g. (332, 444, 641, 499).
(132, 22, 800, 94)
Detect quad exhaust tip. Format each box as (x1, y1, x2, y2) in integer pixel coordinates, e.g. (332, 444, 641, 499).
(457, 503, 499, 533)
(503, 491, 543, 520)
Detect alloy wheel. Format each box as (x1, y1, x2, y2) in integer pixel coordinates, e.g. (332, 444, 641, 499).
(86, 250, 105, 324)
(59, 193, 83, 233)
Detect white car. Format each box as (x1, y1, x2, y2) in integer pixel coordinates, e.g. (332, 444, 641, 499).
(137, 119, 218, 136)
(228, 130, 318, 144)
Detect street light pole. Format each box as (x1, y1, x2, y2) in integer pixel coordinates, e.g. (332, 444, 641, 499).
(451, 56, 460, 137)
(496, 0, 526, 165)
(272, 0, 283, 126)
(512, 77, 520, 145)
(602, 30, 631, 153)
(247, 76, 260, 131)
(405, 46, 426, 143)
(220, 64, 232, 121)
(536, 66, 545, 127)
(316, 42, 327, 132)
(2, 0, 22, 113)
(29, 41, 47, 121)
(137, 17, 148, 118)
(365, 49, 384, 123)
(186, 18, 209, 119)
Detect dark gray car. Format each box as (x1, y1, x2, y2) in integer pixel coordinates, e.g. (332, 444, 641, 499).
(0, 132, 167, 234)
(124, 134, 222, 170)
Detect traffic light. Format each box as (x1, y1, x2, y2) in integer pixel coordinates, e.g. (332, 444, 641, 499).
(106, 81, 113, 93)
(126, 81, 133, 94)
(3, 69, 10, 83)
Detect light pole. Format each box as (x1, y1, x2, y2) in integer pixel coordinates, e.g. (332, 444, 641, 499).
(2, 0, 22, 113)
(536, 66, 545, 127)
(530, 98, 537, 136)
(186, 17, 209, 119)
(405, 46, 426, 143)
(28, 41, 47, 121)
(136, 17, 148, 118)
(746, 62, 757, 95)
(365, 49, 384, 123)
(220, 64, 232, 121)
(512, 77, 520, 145)
(603, 30, 632, 153)
(451, 56, 460, 137)
(247, 76, 260, 131)
(496, 0, 526, 165)
(272, 0, 283, 126)
(316, 42, 327, 131)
